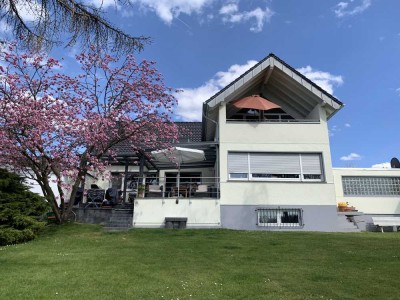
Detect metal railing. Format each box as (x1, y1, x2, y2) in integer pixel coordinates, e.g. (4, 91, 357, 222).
(130, 176, 220, 200)
(84, 176, 220, 207)
(226, 118, 320, 123)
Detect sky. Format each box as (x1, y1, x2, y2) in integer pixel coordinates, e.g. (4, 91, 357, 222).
(3, 0, 400, 169)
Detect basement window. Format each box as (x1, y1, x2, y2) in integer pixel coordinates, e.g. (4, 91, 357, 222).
(257, 208, 303, 228)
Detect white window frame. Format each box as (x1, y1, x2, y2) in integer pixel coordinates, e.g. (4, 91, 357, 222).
(228, 152, 324, 182)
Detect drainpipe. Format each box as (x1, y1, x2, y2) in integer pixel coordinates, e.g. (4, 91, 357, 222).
(139, 155, 145, 184)
(123, 160, 128, 203)
(202, 104, 220, 192)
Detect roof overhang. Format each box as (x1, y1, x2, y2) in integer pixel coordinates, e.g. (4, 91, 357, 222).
(202, 53, 345, 140)
(205, 53, 343, 113)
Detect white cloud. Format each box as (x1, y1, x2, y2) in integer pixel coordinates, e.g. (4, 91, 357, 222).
(86, 1, 274, 31)
(330, 123, 350, 136)
(174, 82, 219, 122)
(219, 3, 274, 32)
(219, 3, 237, 15)
(331, 125, 339, 131)
(329, 125, 341, 137)
(130, 0, 212, 24)
(371, 162, 391, 169)
(334, 0, 371, 18)
(1, 0, 42, 24)
(340, 153, 362, 161)
(396, 88, 400, 96)
(214, 61, 258, 87)
(175, 60, 258, 121)
(85, 0, 119, 9)
(296, 66, 343, 94)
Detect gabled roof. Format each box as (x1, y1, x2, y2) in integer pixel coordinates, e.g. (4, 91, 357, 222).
(205, 53, 343, 111)
(202, 53, 345, 141)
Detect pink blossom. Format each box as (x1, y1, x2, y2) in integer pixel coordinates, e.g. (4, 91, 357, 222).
(0, 42, 178, 223)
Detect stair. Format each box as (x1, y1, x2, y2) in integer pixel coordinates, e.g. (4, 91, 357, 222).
(104, 208, 133, 231)
(337, 212, 362, 232)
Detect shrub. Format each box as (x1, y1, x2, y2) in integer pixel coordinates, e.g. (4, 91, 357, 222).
(0, 169, 49, 246)
(0, 228, 36, 246)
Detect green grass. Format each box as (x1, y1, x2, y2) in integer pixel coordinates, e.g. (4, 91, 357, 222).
(1, 225, 400, 300)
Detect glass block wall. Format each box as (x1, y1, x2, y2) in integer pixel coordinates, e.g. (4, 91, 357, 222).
(342, 176, 400, 196)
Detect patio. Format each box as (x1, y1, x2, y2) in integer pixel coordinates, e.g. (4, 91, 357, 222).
(82, 175, 220, 208)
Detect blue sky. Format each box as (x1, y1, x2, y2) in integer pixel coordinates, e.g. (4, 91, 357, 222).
(5, 0, 400, 168)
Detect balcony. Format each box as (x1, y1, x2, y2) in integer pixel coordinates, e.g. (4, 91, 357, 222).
(82, 176, 220, 208)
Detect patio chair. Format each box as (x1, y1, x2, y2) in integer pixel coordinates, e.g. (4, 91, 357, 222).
(85, 189, 105, 208)
(194, 184, 208, 198)
(105, 188, 119, 206)
(147, 185, 163, 198)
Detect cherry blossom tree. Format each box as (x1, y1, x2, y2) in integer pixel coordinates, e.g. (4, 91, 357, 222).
(0, 42, 178, 223)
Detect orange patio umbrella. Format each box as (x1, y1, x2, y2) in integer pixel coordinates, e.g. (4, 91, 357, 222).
(231, 95, 280, 111)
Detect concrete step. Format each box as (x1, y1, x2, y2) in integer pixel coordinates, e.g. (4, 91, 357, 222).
(338, 228, 361, 232)
(104, 226, 131, 232)
(109, 220, 132, 224)
(109, 217, 131, 220)
(104, 208, 133, 231)
(337, 214, 361, 232)
(111, 214, 133, 218)
(112, 210, 133, 215)
(106, 222, 132, 227)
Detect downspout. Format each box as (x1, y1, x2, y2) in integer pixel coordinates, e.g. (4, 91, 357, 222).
(202, 103, 220, 192)
(123, 160, 129, 203)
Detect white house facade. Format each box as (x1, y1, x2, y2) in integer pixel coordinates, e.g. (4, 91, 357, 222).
(75, 53, 400, 232)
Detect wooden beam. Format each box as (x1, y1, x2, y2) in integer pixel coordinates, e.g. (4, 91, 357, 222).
(267, 77, 315, 113)
(272, 70, 323, 107)
(262, 88, 305, 120)
(138, 150, 158, 170)
(262, 66, 274, 87)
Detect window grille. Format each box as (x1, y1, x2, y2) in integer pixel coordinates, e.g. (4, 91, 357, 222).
(257, 208, 303, 228)
(342, 176, 400, 196)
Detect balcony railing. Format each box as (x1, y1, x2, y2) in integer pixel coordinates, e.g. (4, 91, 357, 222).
(226, 118, 320, 123)
(83, 176, 220, 207)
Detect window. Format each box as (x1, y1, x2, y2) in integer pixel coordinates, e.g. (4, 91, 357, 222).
(228, 152, 323, 182)
(257, 208, 303, 227)
(342, 176, 400, 196)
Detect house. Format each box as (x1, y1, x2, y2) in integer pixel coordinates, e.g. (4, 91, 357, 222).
(79, 53, 400, 232)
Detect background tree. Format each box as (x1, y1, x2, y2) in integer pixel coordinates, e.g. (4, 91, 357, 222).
(0, 0, 149, 53)
(0, 41, 178, 224)
(0, 168, 49, 246)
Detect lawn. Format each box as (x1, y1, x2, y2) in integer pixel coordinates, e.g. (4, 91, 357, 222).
(1, 224, 399, 300)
